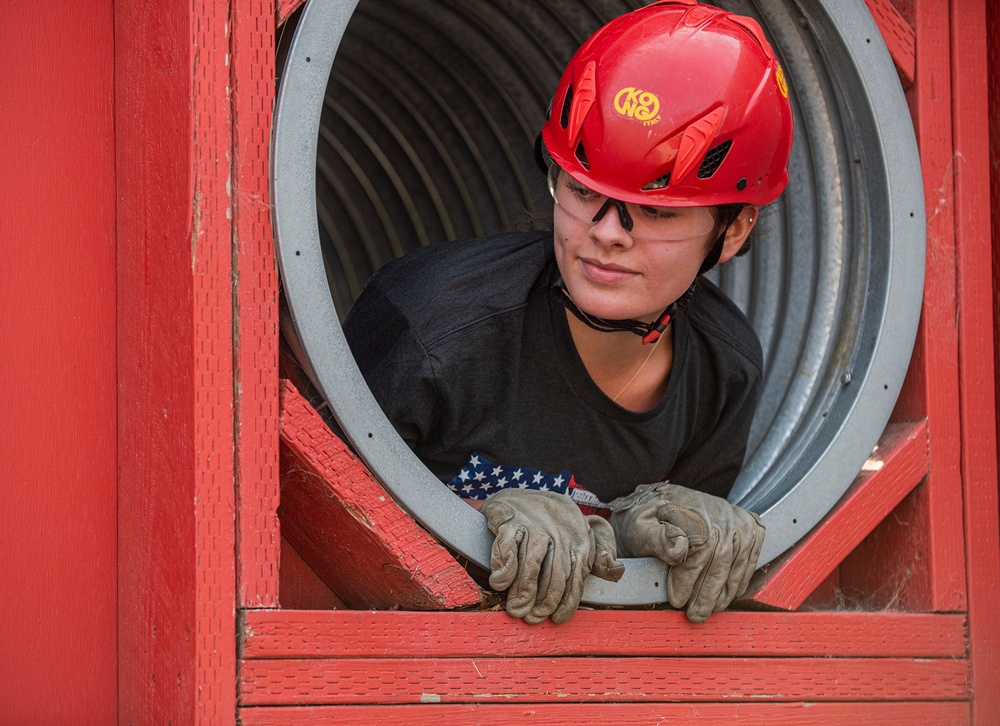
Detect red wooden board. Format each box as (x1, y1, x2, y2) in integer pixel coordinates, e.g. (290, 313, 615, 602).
(886, 0, 969, 613)
(279, 380, 482, 609)
(240, 702, 968, 726)
(744, 421, 928, 609)
(116, 0, 237, 720)
(278, 537, 347, 610)
(242, 610, 967, 660)
(240, 656, 968, 705)
(950, 0, 1000, 720)
(277, 0, 305, 26)
(233, 0, 281, 609)
(864, 0, 916, 86)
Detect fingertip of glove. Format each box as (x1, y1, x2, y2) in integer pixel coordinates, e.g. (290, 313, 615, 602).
(549, 604, 580, 625)
(662, 539, 689, 566)
(600, 561, 625, 582)
(488, 571, 515, 591)
(523, 611, 550, 625)
(505, 598, 535, 620)
(481, 500, 516, 530)
(658, 503, 710, 547)
(685, 607, 711, 624)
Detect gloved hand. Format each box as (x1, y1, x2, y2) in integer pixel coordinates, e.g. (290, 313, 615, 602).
(481, 489, 625, 624)
(610, 482, 765, 622)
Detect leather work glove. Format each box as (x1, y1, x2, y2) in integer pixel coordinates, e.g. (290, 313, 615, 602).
(610, 482, 765, 623)
(481, 489, 625, 624)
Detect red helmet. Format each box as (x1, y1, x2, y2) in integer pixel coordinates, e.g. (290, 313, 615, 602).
(541, 0, 793, 208)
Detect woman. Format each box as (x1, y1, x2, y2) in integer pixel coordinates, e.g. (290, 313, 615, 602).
(344, 1, 793, 624)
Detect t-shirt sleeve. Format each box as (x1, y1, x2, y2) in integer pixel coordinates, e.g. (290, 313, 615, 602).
(667, 362, 762, 500)
(342, 281, 439, 447)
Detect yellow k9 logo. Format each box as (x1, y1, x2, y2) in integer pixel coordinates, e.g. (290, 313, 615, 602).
(614, 87, 661, 124)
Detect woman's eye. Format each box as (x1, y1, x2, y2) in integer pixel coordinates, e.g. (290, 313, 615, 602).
(567, 182, 599, 200)
(639, 205, 678, 220)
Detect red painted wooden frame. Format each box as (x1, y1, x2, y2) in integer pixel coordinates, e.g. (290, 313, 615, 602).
(116, 0, 237, 721)
(278, 381, 481, 610)
(108, 0, 1000, 722)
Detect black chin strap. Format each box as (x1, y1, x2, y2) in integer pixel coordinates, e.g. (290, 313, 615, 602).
(555, 280, 696, 345)
(699, 212, 742, 276)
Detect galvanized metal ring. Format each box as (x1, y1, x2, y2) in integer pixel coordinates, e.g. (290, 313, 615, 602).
(272, 0, 925, 605)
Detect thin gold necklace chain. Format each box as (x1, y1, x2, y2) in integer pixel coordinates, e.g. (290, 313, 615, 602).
(612, 330, 664, 403)
(559, 286, 666, 403)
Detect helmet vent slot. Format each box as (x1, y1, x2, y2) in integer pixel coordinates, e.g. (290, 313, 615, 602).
(698, 139, 733, 178)
(575, 141, 590, 169)
(560, 84, 574, 129)
(641, 173, 672, 191)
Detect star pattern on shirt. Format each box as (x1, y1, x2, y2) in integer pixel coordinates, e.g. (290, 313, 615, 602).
(446, 452, 575, 501)
(444, 453, 623, 518)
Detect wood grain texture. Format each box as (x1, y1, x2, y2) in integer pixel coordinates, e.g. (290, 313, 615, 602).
(241, 609, 967, 660)
(744, 421, 928, 610)
(880, 0, 968, 613)
(864, 0, 916, 86)
(0, 1, 117, 721)
(949, 0, 1000, 721)
(239, 701, 968, 726)
(279, 537, 347, 610)
(279, 380, 482, 609)
(233, 0, 281, 609)
(116, 0, 198, 719)
(116, 0, 236, 721)
(239, 656, 969, 705)
(192, 2, 238, 719)
(987, 0, 1000, 717)
(277, 0, 306, 27)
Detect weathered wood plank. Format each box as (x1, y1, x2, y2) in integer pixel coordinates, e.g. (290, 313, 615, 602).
(239, 656, 969, 705)
(745, 421, 928, 610)
(278, 380, 482, 610)
(864, 0, 916, 87)
(949, 0, 1000, 722)
(242, 609, 967, 659)
(240, 701, 968, 726)
(234, 0, 281, 609)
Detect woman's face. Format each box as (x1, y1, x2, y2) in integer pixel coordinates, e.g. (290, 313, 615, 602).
(551, 170, 722, 323)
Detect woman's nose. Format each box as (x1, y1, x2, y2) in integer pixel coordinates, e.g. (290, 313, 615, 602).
(589, 204, 634, 248)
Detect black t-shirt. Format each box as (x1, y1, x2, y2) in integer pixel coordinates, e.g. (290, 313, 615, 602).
(343, 231, 762, 501)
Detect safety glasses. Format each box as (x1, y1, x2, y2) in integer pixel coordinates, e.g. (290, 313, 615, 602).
(547, 165, 716, 242)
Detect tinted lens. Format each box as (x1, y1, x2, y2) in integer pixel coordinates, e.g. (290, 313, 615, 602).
(548, 166, 715, 241)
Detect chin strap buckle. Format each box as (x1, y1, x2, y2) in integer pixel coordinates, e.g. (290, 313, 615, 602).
(640, 283, 697, 345)
(641, 311, 672, 345)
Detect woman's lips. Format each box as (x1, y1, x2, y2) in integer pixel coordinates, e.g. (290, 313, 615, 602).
(581, 258, 638, 284)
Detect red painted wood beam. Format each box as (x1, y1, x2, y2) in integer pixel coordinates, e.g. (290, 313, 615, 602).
(233, 0, 281, 609)
(277, 0, 304, 27)
(278, 380, 482, 609)
(241, 609, 967, 660)
(949, 0, 1000, 722)
(864, 0, 916, 87)
(240, 702, 969, 726)
(278, 537, 347, 610)
(116, 0, 237, 720)
(743, 420, 928, 610)
(884, 0, 968, 613)
(240, 656, 968, 705)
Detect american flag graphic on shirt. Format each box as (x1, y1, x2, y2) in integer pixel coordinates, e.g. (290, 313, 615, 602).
(446, 452, 621, 518)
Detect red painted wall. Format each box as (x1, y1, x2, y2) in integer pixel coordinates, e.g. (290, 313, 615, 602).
(0, 0, 117, 721)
